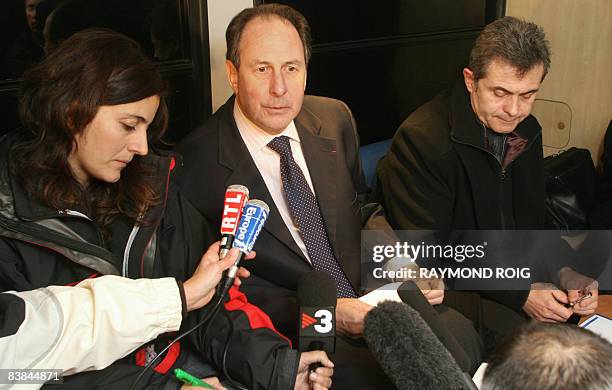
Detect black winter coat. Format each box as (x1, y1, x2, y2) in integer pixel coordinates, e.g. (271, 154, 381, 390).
(376, 81, 551, 311)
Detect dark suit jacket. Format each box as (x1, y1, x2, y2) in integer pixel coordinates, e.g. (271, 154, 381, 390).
(174, 95, 374, 340)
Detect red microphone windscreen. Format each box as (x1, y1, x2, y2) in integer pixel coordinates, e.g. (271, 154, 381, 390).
(220, 184, 249, 235)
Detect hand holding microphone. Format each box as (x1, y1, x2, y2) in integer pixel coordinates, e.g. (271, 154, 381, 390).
(182, 241, 253, 311)
(295, 351, 334, 390)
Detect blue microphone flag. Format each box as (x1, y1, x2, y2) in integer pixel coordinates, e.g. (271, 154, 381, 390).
(233, 199, 269, 253)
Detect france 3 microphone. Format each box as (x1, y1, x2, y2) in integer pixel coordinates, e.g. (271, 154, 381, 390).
(297, 271, 337, 371)
(217, 199, 269, 298)
(219, 185, 249, 258)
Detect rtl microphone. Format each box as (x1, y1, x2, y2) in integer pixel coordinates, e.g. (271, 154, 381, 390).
(297, 271, 336, 371)
(217, 199, 269, 299)
(219, 185, 249, 258)
(396, 281, 472, 374)
(364, 301, 476, 390)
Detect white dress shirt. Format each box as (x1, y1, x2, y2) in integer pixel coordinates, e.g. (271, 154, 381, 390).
(234, 102, 314, 263)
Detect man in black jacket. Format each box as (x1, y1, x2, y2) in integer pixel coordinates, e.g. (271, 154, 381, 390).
(376, 16, 599, 342)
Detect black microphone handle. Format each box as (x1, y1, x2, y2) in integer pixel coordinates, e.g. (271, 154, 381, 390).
(307, 341, 324, 372)
(398, 281, 472, 373)
(216, 252, 245, 299)
(219, 234, 235, 258)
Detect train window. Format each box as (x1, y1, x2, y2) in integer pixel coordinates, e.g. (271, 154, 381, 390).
(0, 0, 211, 144)
(260, 0, 504, 144)
(0, 0, 190, 80)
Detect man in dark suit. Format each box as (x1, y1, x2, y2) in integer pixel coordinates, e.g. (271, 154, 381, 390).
(175, 4, 482, 387)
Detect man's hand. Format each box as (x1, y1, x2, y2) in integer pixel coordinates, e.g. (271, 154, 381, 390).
(558, 267, 599, 316)
(415, 278, 445, 305)
(183, 242, 254, 311)
(336, 298, 373, 338)
(391, 264, 445, 306)
(295, 351, 334, 390)
(181, 376, 226, 389)
(523, 283, 573, 323)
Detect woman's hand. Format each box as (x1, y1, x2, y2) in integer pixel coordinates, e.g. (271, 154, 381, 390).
(182, 241, 254, 311)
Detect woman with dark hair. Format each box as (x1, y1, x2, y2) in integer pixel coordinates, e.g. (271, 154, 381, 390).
(0, 29, 333, 389)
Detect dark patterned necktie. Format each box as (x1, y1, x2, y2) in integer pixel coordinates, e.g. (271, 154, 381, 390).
(268, 135, 356, 298)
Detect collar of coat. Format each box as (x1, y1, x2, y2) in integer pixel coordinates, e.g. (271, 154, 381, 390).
(448, 79, 542, 152)
(216, 95, 332, 171)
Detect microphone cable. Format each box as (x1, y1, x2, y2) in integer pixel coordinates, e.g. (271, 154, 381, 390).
(129, 291, 226, 390)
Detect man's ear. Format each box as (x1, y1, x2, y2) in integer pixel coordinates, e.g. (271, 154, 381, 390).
(226, 60, 239, 93)
(463, 67, 476, 93)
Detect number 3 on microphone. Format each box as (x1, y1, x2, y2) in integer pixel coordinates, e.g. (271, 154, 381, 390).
(314, 309, 333, 333)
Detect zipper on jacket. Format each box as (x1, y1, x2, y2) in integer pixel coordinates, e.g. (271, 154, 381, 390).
(59, 209, 91, 220)
(450, 123, 540, 171)
(122, 213, 144, 277)
(123, 225, 140, 277)
(499, 168, 507, 228)
(451, 124, 540, 231)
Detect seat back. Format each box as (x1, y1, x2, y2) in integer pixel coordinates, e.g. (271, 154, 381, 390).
(359, 139, 392, 188)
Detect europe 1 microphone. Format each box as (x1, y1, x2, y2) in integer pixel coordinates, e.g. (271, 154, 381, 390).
(217, 199, 269, 299)
(297, 271, 337, 371)
(219, 185, 249, 258)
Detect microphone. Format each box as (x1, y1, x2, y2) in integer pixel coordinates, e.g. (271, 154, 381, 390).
(217, 199, 269, 298)
(219, 185, 249, 258)
(297, 271, 337, 371)
(396, 281, 472, 373)
(364, 301, 476, 390)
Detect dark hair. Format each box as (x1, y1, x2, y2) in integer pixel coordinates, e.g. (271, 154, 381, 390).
(13, 28, 168, 234)
(482, 322, 612, 390)
(226, 3, 311, 68)
(469, 16, 551, 82)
